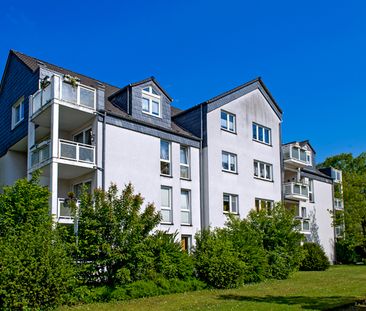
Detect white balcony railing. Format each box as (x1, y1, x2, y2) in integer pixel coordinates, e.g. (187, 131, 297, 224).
(284, 182, 309, 200)
(57, 198, 80, 221)
(30, 140, 51, 168)
(32, 76, 96, 116)
(59, 139, 95, 164)
(334, 198, 343, 210)
(283, 144, 311, 167)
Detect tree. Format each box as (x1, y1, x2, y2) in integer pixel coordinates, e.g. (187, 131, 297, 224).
(319, 153, 366, 260)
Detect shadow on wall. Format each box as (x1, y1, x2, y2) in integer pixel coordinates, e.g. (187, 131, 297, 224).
(310, 207, 320, 244)
(218, 294, 362, 310)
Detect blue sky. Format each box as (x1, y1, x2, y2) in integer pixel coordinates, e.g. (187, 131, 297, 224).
(0, 0, 365, 162)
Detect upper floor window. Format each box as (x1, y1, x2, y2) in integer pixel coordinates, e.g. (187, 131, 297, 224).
(255, 198, 273, 214)
(161, 186, 172, 224)
(252, 122, 271, 145)
(160, 140, 171, 176)
(308, 179, 314, 202)
(254, 160, 273, 181)
(181, 189, 191, 225)
(223, 193, 238, 214)
(222, 151, 237, 173)
(221, 110, 236, 133)
(12, 97, 25, 129)
(74, 128, 92, 145)
(180, 145, 190, 179)
(142, 86, 160, 117)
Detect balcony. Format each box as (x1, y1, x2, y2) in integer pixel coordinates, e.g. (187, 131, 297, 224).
(284, 182, 309, 201)
(57, 198, 79, 224)
(334, 198, 343, 210)
(295, 218, 310, 232)
(30, 140, 51, 169)
(283, 144, 311, 168)
(59, 139, 95, 165)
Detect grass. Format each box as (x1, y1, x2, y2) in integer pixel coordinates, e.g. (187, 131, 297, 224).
(58, 265, 366, 311)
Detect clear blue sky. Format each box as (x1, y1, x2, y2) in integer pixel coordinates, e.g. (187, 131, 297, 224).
(1, 0, 365, 162)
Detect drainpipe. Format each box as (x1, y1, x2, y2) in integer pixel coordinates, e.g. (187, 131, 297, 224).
(199, 104, 205, 230)
(102, 111, 106, 191)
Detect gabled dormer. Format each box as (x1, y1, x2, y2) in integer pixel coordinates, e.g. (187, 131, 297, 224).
(109, 77, 172, 129)
(282, 140, 315, 169)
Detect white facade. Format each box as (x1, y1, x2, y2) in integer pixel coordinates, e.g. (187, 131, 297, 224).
(203, 88, 282, 228)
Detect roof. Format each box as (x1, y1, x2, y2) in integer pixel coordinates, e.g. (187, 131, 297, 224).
(173, 77, 282, 118)
(9, 50, 198, 141)
(302, 166, 333, 180)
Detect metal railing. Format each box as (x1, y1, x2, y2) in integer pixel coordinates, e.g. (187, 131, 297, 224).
(283, 145, 308, 164)
(284, 182, 309, 199)
(59, 139, 95, 164)
(30, 140, 51, 168)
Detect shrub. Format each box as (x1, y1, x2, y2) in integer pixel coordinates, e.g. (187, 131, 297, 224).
(194, 228, 246, 289)
(300, 242, 330, 271)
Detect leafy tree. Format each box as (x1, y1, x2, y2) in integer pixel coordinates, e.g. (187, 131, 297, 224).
(0, 172, 75, 310)
(319, 153, 366, 260)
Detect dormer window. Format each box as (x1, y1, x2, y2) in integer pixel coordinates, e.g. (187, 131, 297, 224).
(142, 86, 160, 117)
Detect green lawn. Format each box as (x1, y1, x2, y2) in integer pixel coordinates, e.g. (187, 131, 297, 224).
(59, 265, 366, 311)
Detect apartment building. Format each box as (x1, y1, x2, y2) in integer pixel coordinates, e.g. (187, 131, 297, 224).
(0, 50, 337, 258)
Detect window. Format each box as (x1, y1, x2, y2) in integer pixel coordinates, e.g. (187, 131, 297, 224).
(160, 140, 171, 176)
(253, 160, 273, 181)
(221, 110, 236, 133)
(222, 151, 237, 173)
(291, 146, 307, 162)
(181, 235, 192, 252)
(142, 86, 161, 117)
(80, 86, 95, 108)
(74, 128, 92, 145)
(301, 206, 307, 218)
(73, 180, 92, 198)
(223, 193, 238, 214)
(252, 123, 271, 145)
(308, 179, 314, 202)
(161, 186, 172, 223)
(12, 97, 25, 128)
(181, 190, 191, 225)
(180, 146, 190, 179)
(255, 198, 274, 214)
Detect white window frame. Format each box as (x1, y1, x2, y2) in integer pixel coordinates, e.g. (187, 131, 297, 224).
(255, 198, 274, 213)
(308, 179, 314, 202)
(252, 122, 271, 145)
(222, 151, 237, 173)
(142, 86, 161, 117)
(160, 140, 171, 176)
(12, 97, 25, 129)
(161, 186, 173, 224)
(180, 189, 191, 225)
(253, 160, 273, 181)
(180, 145, 190, 179)
(73, 179, 92, 198)
(223, 193, 238, 214)
(220, 110, 236, 133)
(73, 127, 93, 145)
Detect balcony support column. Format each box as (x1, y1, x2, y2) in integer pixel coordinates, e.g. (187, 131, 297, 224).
(50, 102, 59, 220)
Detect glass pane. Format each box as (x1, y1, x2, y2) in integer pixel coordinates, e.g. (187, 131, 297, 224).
(223, 194, 230, 212)
(260, 163, 265, 178)
(180, 146, 188, 164)
(143, 87, 150, 92)
(181, 211, 190, 224)
(59, 201, 71, 218)
(230, 154, 236, 172)
(254, 162, 258, 176)
(151, 88, 159, 95)
(161, 209, 172, 223)
(303, 221, 310, 231)
(264, 128, 270, 144)
(161, 162, 170, 175)
(255, 199, 260, 212)
(221, 111, 227, 129)
(74, 183, 83, 198)
(181, 191, 189, 210)
(266, 165, 271, 180)
(160, 141, 170, 160)
(84, 181, 92, 195)
(300, 150, 307, 162)
(74, 132, 84, 143)
(294, 184, 300, 194)
(79, 146, 94, 163)
(62, 82, 77, 103)
(292, 147, 300, 160)
(229, 115, 235, 131)
(181, 237, 188, 251)
(180, 166, 189, 179)
(231, 196, 237, 213)
(33, 92, 41, 113)
(252, 124, 257, 139)
(31, 151, 40, 166)
(42, 84, 52, 105)
(60, 142, 76, 160)
(152, 100, 159, 115)
(161, 187, 170, 207)
(142, 97, 149, 112)
(80, 87, 95, 108)
(222, 153, 229, 170)
(85, 129, 92, 145)
(258, 127, 263, 141)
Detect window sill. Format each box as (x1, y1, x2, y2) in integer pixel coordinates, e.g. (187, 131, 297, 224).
(180, 177, 192, 181)
(161, 222, 173, 225)
(222, 169, 238, 175)
(252, 138, 272, 147)
(223, 211, 239, 216)
(254, 176, 274, 183)
(181, 223, 192, 227)
(161, 174, 173, 178)
(142, 111, 161, 118)
(221, 128, 237, 135)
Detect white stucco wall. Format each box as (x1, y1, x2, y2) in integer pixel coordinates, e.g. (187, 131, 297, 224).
(302, 180, 335, 261)
(104, 124, 201, 242)
(0, 150, 27, 191)
(204, 89, 282, 228)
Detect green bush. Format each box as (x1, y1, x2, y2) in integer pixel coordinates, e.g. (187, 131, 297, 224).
(300, 242, 330, 271)
(194, 229, 246, 289)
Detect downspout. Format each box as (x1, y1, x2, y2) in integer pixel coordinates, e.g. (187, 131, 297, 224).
(279, 122, 284, 204)
(331, 180, 337, 264)
(127, 86, 130, 115)
(102, 111, 106, 191)
(199, 104, 204, 229)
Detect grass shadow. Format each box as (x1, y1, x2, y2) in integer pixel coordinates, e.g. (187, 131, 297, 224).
(218, 294, 361, 310)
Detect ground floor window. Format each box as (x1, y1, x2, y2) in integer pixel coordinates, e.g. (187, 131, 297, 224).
(255, 198, 274, 214)
(181, 235, 192, 252)
(223, 193, 238, 214)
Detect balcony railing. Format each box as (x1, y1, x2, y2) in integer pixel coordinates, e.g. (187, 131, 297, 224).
(284, 182, 309, 201)
(334, 198, 343, 210)
(59, 139, 95, 164)
(30, 140, 51, 168)
(283, 144, 311, 167)
(57, 198, 80, 222)
(31, 76, 96, 116)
